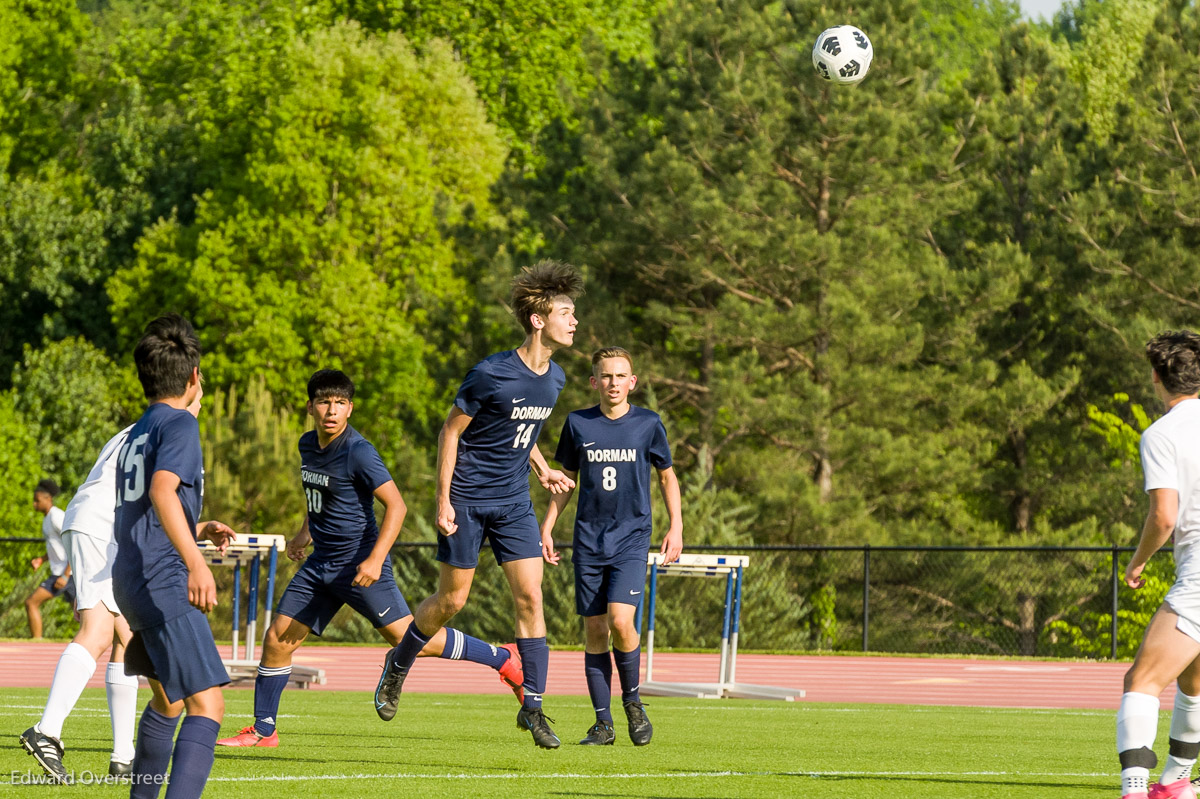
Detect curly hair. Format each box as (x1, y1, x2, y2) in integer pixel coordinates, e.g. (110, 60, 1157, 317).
(1146, 330, 1200, 395)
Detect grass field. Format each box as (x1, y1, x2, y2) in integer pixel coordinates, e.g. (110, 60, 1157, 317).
(1, 687, 1131, 797)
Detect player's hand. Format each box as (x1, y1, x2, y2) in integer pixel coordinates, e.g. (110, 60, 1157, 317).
(1125, 560, 1147, 589)
(539, 469, 576, 495)
(199, 521, 237, 553)
(30, 556, 44, 571)
(53, 575, 68, 591)
(660, 528, 683, 566)
(286, 536, 309, 562)
(188, 563, 219, 613)
(353, 556, 382, 587)
(541, 533, 561, 566)
(437, 497, 458, 536)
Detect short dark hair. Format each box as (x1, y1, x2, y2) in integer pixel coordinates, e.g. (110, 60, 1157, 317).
(592, 346, 634, 373)
(134, 314, 201, 400)
(511, 260, 584, 334)
(1146, 330, 1200, 395)
(34, 478, 60, 498)
(307, 369, 355, 402)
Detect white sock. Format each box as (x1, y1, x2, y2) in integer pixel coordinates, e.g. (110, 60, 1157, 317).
(106, 662, 139, 763)
(1162, 691, 1200, 784)
(1118, 691, 1161, 795)
(38, 643, 97, 741)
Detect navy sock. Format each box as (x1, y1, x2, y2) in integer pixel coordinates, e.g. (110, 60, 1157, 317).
(130, 704, 180, 799)
(584, 651, 614, 724)
(163, 715, 220, 799)
(440, 628, 508, 669)
(517, 637, 549, 710)
(391, 621, 433, 670)
(253, 666, 291, 736)
(614, 645, 642, 703)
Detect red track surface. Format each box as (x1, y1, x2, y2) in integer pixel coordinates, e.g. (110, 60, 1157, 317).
(0, 641, 1173, 709)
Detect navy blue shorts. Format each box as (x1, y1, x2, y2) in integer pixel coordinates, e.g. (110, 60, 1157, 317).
(39, 574, 76, 607)
(124, 610, 230, 703)
(275, 556, 410, 636)
(437, 500, 542, 569)
(574, 556, 648, 617)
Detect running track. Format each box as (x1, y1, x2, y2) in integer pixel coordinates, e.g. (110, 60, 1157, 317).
(0, 641, 1170, 709)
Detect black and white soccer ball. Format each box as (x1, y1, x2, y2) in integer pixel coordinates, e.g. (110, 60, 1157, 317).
(812, 25, 873, 86)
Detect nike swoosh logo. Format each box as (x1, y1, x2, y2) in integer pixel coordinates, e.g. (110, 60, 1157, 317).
(512, 397, 526, 404)
(377, 608, 391, 617)
(582, 442, 595, 447)
(630, 590, 641, 595)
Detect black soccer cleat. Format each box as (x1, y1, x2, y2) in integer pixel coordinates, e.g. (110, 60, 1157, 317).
(19, 726, 72, 785)
(108, 758, 133, 780)
(516, 706, 561, 749)
(578, 721, 615, 746)
(623, 699, 653, 746)
(374, 649, 408, 721)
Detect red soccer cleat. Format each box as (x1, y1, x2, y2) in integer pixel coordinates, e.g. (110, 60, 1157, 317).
(216, 726, 278, 748)
(498, 643, 525, 703)
(1149, 779, 1197, 799)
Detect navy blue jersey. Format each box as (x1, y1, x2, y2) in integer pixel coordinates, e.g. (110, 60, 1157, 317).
(451, 350, 566, 506)
(299, 426, 394, 563)
(554, 405, 672, 563)
(113, 403, 204, 631)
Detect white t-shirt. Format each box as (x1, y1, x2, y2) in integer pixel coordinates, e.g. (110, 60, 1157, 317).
(1141, 398, 1200, 580)
(61, 425, 134, 544)
(41, 506, 67, 576)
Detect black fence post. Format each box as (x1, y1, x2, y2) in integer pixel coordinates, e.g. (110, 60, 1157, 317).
(862, 544, 871, 652)
(1111, 544, 1120, 660)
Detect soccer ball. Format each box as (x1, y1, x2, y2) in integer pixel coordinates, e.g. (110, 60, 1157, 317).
(812, 25, 873, 86)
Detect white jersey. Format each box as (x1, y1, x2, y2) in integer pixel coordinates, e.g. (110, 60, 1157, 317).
(41, 506, 67, 575)
(61, 425, 134, 544)
(1141, 398, 1200, 580)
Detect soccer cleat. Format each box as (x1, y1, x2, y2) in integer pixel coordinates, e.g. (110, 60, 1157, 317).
(497, 643, 525, 703)
(578, 721, 615, 746)
(623, 699, 653, 746)
(216, 726, 279, 747)
(19, 726, 72, 785)
(516, 706, 561, 749)
(375, 650, 408, 721)
(1150, 778, 1198, 799)
(108, 758, 133, 779)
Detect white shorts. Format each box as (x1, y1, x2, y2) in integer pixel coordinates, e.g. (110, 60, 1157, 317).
(1166, 577, 1200, 644)
(63, 530, 122, 614)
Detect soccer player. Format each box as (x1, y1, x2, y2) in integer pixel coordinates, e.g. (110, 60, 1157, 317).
(19, 425, 140, 784)
(113, 314, 237, 799)
(217, 369, 524, 748)
(1117, 330, 1200, 799)
(25, 479, 74, 639)
(375, 260, 583, 749)
(540, 347, 682, 746)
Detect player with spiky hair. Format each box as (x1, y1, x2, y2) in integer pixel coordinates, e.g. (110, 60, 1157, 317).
(376, 260, 584, 749)
(217, 369, 524, 748)
(111, 313, 238, 799)
(540, 347, 683, 747)
(1117, 330, 1200, 799)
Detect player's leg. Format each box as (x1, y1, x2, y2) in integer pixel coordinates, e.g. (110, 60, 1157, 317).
(24, 583, 54, 639)
(1146, 592, 1200, 798)
(106, 612, 137, 777)
(220, 561, 329, 746)
(375, 562, 476, 720)
(606, 555, 652, 745)
(580, 613, 616, 745)
(1120, 604, 1200, 797)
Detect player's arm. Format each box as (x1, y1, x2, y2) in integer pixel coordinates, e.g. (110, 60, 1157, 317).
(435, 407, 473, 536)
(354, 480, 406, 587)
(657, 466, 684, 565)
(530, 446, 576, 495)
(149, 470, 220, 613)
(1126, 487, 1178, 588)
(287, 517, 312, 562)
(539, 469, 577, 565)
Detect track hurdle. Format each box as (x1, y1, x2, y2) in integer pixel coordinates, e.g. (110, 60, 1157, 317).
(639, 552, 804, 701)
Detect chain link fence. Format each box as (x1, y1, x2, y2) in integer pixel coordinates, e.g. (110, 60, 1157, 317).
(1, 539, 1169, 660)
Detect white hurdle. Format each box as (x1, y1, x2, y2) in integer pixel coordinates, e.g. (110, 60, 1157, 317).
(638, 552, 804, 701)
